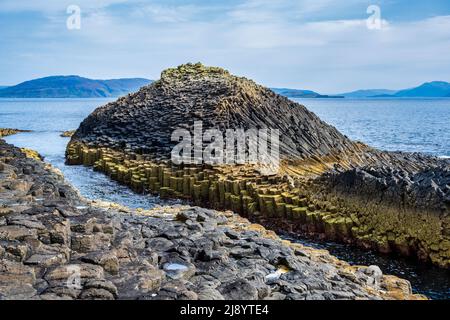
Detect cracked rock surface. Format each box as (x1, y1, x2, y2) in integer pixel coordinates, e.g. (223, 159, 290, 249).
(0, 140, 422, 300)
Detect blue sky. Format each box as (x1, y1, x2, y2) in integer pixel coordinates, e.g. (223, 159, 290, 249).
(1, 0, 450, 93)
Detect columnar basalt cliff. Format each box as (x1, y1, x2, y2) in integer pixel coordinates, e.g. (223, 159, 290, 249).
(1, 140, 422, 300)
(72, 63, 364, 170)
(67, 63, 450, 268)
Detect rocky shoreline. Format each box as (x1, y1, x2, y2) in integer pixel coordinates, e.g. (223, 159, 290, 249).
(66, 63, 450, 268)
(0, 139, 423, 300)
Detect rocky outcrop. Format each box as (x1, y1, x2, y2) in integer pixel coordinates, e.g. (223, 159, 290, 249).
(60, 130, 75, 138)
(67, 63, 449, 268)
(325, 160, 449, 211)
(0, 140, 423, 300)
(303, 153, 450, 266)
(0, 128, 31, 138)
(72, 63, 363, 170)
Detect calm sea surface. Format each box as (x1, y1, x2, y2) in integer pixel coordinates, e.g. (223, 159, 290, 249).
(1, 98, 449, 299)
(0, 98, 181, 208)
(293, 98, 450, 158)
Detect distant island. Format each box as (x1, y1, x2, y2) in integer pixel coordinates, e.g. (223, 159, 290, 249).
(339, 81, 450, 98)
(271, 88, 343, 99)
(0, 77, 449, 99)
(0, 76, 153, 98)
(273, 81, 450, 99)
(338, 89, 398, 98)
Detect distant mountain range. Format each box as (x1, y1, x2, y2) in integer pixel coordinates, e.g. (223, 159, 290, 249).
(271, 88, 343, 98)
(273, 81, 450, 99)
(0, 77, 449, 99)
(394, 81, 450, 97)
(0, 76, 152, 98)
(339, 81, 450, 98)
(338, 89, 397, 98)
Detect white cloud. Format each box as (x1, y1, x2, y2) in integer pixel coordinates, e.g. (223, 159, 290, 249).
(228, 0, 368, 23)
(131, 4, 204, 23)
(0, 0, 130, 13)
(1, 1, 450, 92)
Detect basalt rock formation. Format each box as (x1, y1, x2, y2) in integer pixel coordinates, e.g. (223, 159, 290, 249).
(72, 63, 364, 170)
(67, 63, 450, 268)
(1, 140, 422, 300)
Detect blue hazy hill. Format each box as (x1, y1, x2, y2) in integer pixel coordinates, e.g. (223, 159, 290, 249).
(274, 82, 450, 99)
(271, 88, 342, 98)
(1, 77, 449, 99)
(0, 76, 153, 98)
(339, 89, 398, 98)
(394, 81, 450, 97)
(340, 82, 450, 98)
